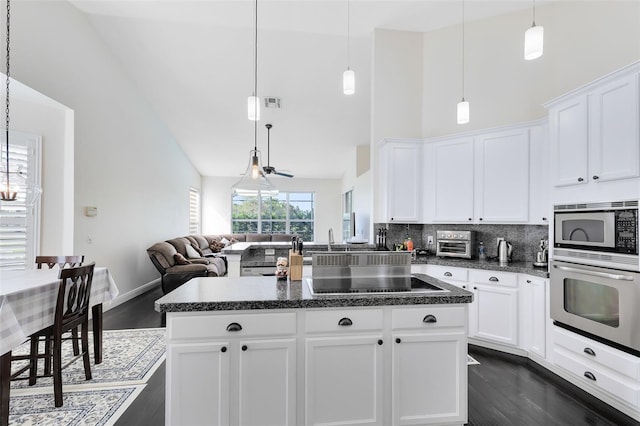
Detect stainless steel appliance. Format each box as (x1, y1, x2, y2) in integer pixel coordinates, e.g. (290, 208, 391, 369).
(553, 200, 639, 271)
(436, 230, 475, 259)
(497, 240, 513, 265)
(550, 260, 640, 355)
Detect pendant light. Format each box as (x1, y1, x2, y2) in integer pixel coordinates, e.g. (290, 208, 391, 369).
(247, 0, 260, 120)
(0, 0, 41, 206)
(232, 0, 277, 197)
(456, 0, 469, 124)
(524, 0, 544, 60)
(342, 0, 355, 95)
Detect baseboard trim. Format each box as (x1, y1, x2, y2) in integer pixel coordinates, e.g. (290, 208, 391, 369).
(103, 278, 161, 312)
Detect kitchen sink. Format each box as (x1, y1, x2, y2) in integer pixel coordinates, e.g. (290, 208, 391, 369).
(306, 275, 449, 296)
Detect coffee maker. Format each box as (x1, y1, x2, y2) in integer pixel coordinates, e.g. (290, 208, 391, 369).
(533, 239, 548, 267)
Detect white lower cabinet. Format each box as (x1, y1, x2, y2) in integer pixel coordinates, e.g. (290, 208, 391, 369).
(519, 275, 547, 358)
(166, 306, 468, 426)
(305, 336, 384, 426)
(391, 307, 467, 426)
(469, 270, 519, 346)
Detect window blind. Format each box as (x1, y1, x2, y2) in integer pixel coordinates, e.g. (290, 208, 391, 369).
(0, 133, 41, 270)
(189, 187, 200, 235)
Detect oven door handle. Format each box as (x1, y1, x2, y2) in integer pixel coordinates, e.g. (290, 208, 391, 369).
(553, 264, 635, 281)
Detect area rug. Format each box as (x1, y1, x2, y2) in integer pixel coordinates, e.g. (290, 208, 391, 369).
(8, 384, 145, 426)
(11, 328, 166, 389)
(467, 354, 480, 365)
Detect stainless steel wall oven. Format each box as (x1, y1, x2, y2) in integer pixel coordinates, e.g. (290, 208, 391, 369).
(550, 260, 640, 355)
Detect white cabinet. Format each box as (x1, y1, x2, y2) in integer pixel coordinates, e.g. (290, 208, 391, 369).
(547, 65, 640, 188)
(425, 124, 532, 224)
(378, 139, 422, 223)
(305, 309, 384, 426)
(528, 124, 551, 224)
(475, 128, 530, 223)
(391, 306, 467, 425)
(469, 270, 519, 346)
(165, 312, 297, 426)
(167, 341, 230, 425)
(428, 137, 475, 223)
(519, 275, 547, 358)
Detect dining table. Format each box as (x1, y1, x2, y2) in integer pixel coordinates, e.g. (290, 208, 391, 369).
(0, 266, 119, 426)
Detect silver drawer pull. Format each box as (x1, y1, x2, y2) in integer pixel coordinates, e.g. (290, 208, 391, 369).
(553, 264, 635, 281)
(583, 347, 596, 356)
(226, 322, 242, 332)
(583, 371, 596, 381)
(489, 276, 499, 282)
(444, 272, 453, 277)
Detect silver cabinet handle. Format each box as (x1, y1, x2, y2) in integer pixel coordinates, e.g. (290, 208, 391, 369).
(577, 177, 584, 182)
(593, 175, 600, 180)
(489, 276, 499, 282)
(553, 264, 635, 281)
(444, 272, 453, 277)
(584, 371, 596, 381)
(423, 314, 437, 324)
(338, 317, 353, 326)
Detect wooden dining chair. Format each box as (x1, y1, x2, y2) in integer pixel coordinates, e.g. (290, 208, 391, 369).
(35, 255, 85, 269)
(12, 263, 96, 407)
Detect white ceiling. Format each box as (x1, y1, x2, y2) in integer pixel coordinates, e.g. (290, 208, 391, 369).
(69, 0, 548, 179)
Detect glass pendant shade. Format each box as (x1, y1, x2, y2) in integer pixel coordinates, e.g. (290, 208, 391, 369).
(343, 68, 355, 95)
(231, 149, 278, 197)
(524, 24, 544, 60)
(247, 95, 260, 121)
(457, 99, 470, 124)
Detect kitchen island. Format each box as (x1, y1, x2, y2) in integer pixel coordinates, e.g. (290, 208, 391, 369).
(155, 274, 472, 426)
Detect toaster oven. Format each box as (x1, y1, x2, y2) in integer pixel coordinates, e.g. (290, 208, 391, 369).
(436, 230, 475, 259)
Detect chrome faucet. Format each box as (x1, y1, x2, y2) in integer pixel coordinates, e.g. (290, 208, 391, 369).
(328, 228, 334, 251)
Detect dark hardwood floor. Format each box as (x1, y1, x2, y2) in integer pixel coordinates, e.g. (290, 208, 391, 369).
(105, 286, 640, 426)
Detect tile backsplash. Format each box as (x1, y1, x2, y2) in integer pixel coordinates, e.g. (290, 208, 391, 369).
(373, 223, 549, 262)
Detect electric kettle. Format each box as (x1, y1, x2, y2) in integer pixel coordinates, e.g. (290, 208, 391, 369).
(497, 240, 513, 265)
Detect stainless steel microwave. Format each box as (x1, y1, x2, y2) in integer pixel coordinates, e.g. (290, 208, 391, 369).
(553, 200, 639, 271)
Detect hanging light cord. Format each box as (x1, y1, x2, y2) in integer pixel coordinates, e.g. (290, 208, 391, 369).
(346, 0, 350, 69)
(461, 0, 465, 100)
(532, 0, 537, 26)
(253, 0, 258, 151)
(3, 0, 10, 197)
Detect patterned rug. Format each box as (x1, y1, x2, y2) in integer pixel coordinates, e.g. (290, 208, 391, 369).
(8, 328, 165, 426)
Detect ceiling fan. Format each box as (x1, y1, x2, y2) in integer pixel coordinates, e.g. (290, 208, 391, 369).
(263, 124, 294, 178)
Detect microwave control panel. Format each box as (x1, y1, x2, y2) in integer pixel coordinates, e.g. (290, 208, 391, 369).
(616, 210, 638, 254)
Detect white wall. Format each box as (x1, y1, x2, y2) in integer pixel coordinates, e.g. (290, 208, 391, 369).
(202, 176, 342, 243)
(422, 1, 640, 137)
(9, 1, 201, 303)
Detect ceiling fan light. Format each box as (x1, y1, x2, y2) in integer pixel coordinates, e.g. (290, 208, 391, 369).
(457, 99, 470, 124)
(524, 24, 544, 60)
(343, 69, 355, 95)
(247, 95, 260, 121)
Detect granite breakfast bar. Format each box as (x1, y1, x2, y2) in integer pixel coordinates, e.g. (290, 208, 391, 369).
(155, 273, 473, 426)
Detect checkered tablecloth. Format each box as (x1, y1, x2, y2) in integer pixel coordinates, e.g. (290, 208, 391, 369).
(0, 267, 119, 355)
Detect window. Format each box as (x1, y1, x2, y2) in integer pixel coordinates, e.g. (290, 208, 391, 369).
(0, 132, 41, 270)
(342, 190, 353, 242)
(232, 192, 315, 241)
(189, 187, 200, 235)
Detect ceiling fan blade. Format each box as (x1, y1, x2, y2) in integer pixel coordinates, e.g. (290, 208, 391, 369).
(275, 170, 294, 178)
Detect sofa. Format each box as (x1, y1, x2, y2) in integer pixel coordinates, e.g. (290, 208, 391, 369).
(147, 233, 298, 294)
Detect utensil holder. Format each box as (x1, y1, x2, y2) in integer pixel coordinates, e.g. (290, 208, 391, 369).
(289, 250, 303, 281)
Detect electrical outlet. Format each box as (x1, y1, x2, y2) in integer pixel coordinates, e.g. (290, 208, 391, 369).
(497, 237, 504, 246)
(427, 235, 434, 245)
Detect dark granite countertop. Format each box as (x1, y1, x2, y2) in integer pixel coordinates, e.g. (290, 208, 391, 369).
(412, 256, 549, 278)
(154, 273, 473, 313)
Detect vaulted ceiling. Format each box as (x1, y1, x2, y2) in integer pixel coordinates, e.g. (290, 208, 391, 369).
(69, 0, 548, 179)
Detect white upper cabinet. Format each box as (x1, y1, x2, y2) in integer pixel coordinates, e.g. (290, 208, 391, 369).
(475, 128, 530, 223)
(378, 139, 422, 222)
(428, 137, 475, 223)
(547, 64, 640, 188)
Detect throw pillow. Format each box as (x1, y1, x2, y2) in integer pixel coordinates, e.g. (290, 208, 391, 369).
(220, 237, 230, 246)
(191, 244, 204, 256)
(185, 244, 201, 259)
(174, 253, 191, 265)
(209, 241, 225, 253)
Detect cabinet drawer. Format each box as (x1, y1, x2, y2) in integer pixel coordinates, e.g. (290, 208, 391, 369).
(426, 265, 469, 283)
(553, 328, 640, 380)
(554, 347, 640, 407)
(168, 312, 297, 340)
(392, 306, 466, 330)
(472, 270, 518, 287)
(305, 309, 383, 333)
